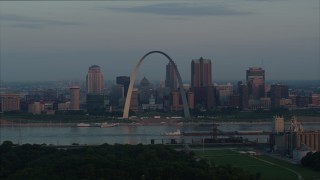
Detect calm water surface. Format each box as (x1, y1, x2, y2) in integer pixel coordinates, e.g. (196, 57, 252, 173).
(1, 123, 319, 145)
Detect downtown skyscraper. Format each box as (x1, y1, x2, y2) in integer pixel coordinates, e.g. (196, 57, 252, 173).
(246, 67, 265, 99)
(191, 57, 215, 109)
(86, 65, 104, 95)
(70, 86, 80, 110)
(116, 76, 130, 97)
(191, 57, 212, 88)
(165, 62, 178, 90)
(86, 65, 105, 115)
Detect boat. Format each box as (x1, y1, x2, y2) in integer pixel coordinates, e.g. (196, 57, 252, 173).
(100, 122, 119, 128)
(163, 129, 181, 136)
(76, 123, 91, 127)
(90, 123, 102, 127)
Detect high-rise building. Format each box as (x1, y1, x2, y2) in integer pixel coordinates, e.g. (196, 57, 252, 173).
(0, 94, 20, 112)
(191, 57, 214, 109)
(139, 77, 153, 104)
(28, 102, 42, 114)
(86, 94, 105, 115)
(246, 67, 265, 99)
(187, 91, 194, 110)
(86, 65, 104, 94)
(110, 84, 124, 107)
(238, 83, 249, 110)
(70, 86, 80, 110)
(215, 83, 233, 106)
(171, 90, 183, 112)
(116, 76, 130, 97)
(270, 84, 289, 109)
(130, 88, 139, 113)
(165, 62, 178, 90)
(191, 57, 212, 88)
(229, 95, 240, 108)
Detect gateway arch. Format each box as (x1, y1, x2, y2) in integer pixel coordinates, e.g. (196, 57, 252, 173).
(123, 51, 190, 119)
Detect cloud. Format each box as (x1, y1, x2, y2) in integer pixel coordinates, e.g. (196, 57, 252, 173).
(0, 14, 83, 28)
(105, 3, 253, 16)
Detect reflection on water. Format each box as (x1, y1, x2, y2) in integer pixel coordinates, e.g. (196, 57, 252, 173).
(0, 123, 319, 145)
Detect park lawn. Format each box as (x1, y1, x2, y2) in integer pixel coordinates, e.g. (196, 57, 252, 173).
(259, 155, 320, 180)
(197, 150, 297, 180)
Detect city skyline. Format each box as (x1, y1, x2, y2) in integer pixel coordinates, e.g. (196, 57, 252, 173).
(0, 0, 319, 82)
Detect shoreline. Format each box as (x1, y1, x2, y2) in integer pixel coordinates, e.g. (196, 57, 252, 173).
(1, 120, 320, 127)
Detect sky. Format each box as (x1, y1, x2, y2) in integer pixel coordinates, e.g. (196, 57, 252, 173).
(0, 0, 319, 83)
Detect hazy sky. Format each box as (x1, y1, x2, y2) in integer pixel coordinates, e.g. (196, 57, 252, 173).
(0, 0, 319, 82)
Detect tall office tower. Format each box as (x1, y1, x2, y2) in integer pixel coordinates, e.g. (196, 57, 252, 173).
(139, 77, 153, 104)
(165, 62, 178, 90)
(191, 57, 212, 88)
(86, 94, 105, 115)
(110, 84, 124, 107)
(86, 65, 104, 94)
(207, 85, 216, 109)
(215, 83, 233, 106)
(246, 67, 265, 99)
(187, 91, 195, 110)
(116, 76, 130, 97)
(171, 90, 182, 111)
(270, 84, 289, 109)
(130, 88, 139, 113)
(70, 86, 80, 110)
(191, 57, 214, 109)
(238, 83, 249, 110)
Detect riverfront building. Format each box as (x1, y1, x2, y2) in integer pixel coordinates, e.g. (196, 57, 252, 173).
(270, 116, 320, 157)
(0, 94, 20, 112)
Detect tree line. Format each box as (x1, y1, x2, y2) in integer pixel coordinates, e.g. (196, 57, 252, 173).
(0, 141, 260, 180)
(301, 151, 320, 171)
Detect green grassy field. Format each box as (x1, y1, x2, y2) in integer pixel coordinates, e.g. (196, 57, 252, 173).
(197, 149, 320, 180)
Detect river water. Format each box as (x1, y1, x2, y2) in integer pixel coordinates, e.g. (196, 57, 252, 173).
(1, 123, 319, 145)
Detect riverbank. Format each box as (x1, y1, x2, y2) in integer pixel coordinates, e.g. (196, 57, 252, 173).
(1, 116, 319, 127)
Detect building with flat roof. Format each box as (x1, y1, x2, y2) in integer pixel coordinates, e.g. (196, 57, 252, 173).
(165, 62, 178, 90)
(116, 76, 130, 97)
(70, 86, 80, 110)
(130, 88, 139, 113)
(0, 94, 20, 112)
(270, 84, 289, 109)
(246, 67, 265, 99)
(191, 57, 212, 88)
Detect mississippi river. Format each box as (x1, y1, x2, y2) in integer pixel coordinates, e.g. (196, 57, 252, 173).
(1, 122, 319, 145)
